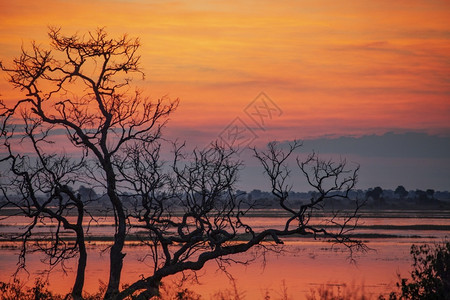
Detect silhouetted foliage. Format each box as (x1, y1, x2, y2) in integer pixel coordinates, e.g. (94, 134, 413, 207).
(394, 242, 450, 300)
(415, 190, 428, 203)
(0, 278, 108, 300)
(0, 278, 61, 300)
(394, 186, 408, 200)
(366, 187, 383, 201)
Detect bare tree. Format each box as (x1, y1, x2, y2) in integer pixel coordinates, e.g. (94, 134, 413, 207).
(1, 28, 363, 300)
(254, 141, 364, 248)
(113, 141, 364, 299)
(0, 27, 177, 299)
(0, 116, 89, 299)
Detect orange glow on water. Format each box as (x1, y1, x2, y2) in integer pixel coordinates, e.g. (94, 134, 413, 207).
(1, 210, 449, 298)
(0, 241, 413, 299)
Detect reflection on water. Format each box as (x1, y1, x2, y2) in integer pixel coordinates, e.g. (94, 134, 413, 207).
(0, 210, 449, 299)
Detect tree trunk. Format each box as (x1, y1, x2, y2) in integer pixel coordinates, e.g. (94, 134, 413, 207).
(104, 228, 126, 299)
(71, 236, 87, 300)
(71, 205, 87, 300)
(104, 184, 127, 299)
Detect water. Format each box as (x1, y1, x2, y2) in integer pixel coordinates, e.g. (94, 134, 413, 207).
(0, 210, 449, 299)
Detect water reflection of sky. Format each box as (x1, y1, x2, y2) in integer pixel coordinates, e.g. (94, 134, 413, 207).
(1, 210, 449, 240)
(1, 210, 448, 298)
(0, 239, 423, 299)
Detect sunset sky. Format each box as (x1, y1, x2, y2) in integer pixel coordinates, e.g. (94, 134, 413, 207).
(1, 0, 449, 190)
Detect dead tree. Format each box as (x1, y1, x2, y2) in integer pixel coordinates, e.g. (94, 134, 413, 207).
(0, 27, 177, 299)
(255, 141, 364, 249)
(114, 141, 364, 300)
(0, 116, 90, 300)
(2, 28, 363, 300)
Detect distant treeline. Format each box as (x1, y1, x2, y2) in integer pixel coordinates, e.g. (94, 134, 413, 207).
(2, 185, 450, 211)
(240, 185, 450, 210)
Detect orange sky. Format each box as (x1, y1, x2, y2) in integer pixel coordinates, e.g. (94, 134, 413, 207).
(1, 0, 449, 146)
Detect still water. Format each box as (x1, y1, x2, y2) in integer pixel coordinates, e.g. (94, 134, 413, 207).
(0, 210, 449, 299)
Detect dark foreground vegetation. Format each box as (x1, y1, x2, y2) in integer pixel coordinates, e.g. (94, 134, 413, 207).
(1, 241, 449, 300)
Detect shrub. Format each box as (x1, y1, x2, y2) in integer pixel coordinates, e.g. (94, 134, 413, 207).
(388, 241, 450, 300)
(0, 278, 62, 300)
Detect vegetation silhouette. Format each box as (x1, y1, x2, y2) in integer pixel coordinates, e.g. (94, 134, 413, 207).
(389, 241, 450, 300)
(1, 28, 364, 299)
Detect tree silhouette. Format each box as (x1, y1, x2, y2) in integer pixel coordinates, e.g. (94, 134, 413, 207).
(426, 189, 435, 200)
(394, 185, 408, 200)
(390, 242, 450, 299)
(1, 28, 364, 299)
(365, 186, 383, 204)
(1, 27, 177, 299)
(0, 130, 89, 299)
(115, 141, 364, 299)
(415, 190, 428, 202)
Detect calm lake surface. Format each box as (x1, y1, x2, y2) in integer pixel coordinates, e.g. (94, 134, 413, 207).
(1, 210, 449, 299)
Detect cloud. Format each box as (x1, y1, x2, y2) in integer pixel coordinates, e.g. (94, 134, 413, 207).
(285, 132, 450, 159)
